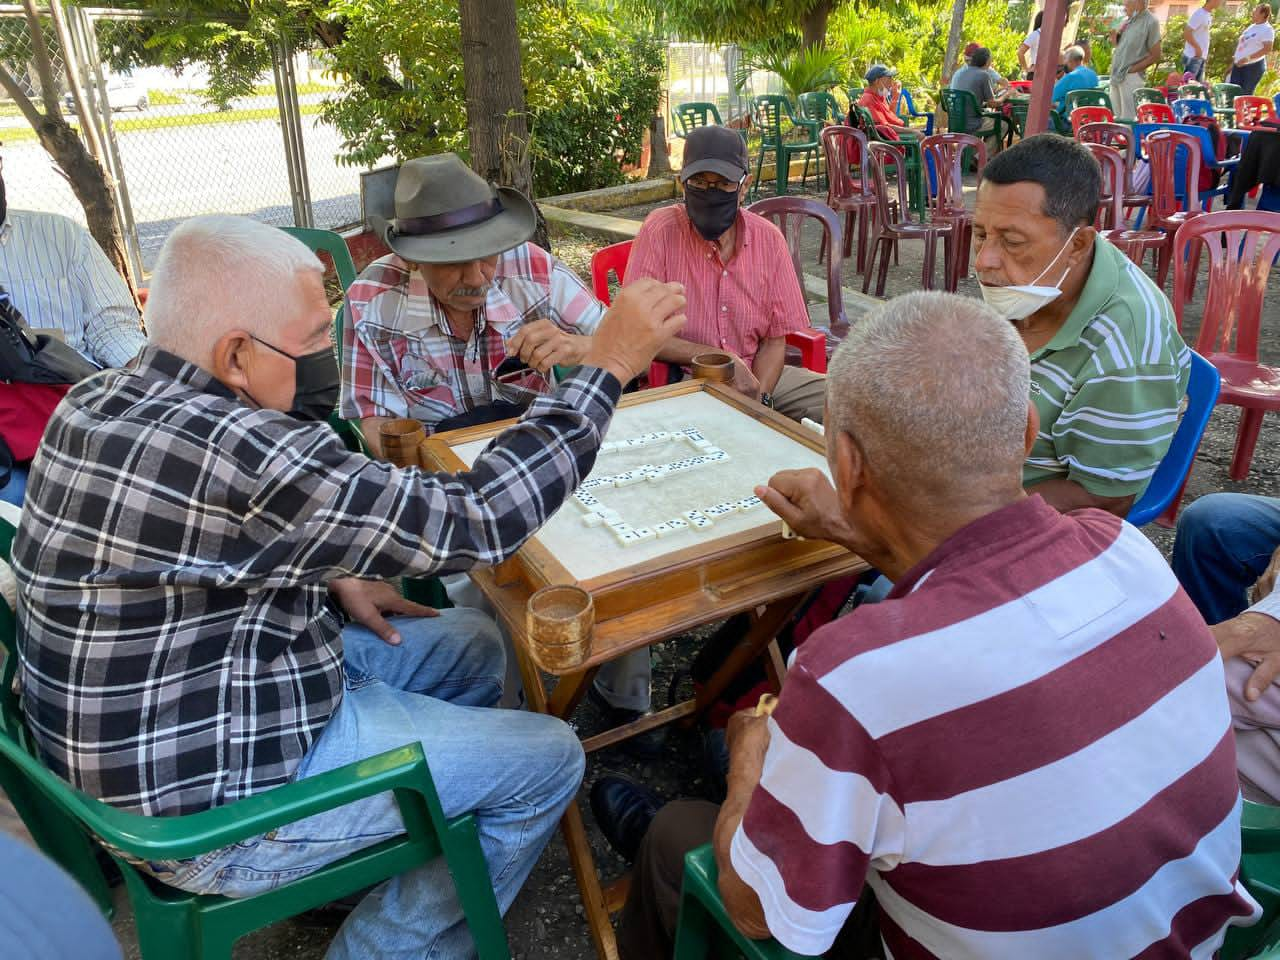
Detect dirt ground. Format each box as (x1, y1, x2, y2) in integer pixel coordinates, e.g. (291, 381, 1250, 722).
(61, 172, 1280, 958)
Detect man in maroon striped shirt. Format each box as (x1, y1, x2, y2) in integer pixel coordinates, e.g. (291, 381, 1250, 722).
(614, 291, 1258, 959)
(624, 125, 825, 423)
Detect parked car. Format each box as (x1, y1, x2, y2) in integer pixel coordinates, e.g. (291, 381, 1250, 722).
(63, 75, 149, 113)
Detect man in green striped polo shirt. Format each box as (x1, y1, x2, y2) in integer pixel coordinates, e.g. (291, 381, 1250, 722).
(972, 134, 1189, 518)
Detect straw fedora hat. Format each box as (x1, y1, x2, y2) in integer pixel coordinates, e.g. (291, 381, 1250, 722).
(368, 153, 536, 263)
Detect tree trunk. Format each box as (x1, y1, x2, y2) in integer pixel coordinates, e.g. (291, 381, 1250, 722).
(457, 0, 550, 251)
(802, 0, 833, 50)
(646, 114, 672, 178)
(941, 0, 968, 86)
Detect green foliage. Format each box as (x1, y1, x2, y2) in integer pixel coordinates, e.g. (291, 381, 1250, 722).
(319, 0, 662, 196)
(623, 0, 848, 46)
(733, 42, 847, 100)
(1140, 10, 1256, 86)
(827, 0, 1026, 103)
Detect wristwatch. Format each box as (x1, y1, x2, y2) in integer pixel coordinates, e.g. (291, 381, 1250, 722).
(760, 392, 774, 408)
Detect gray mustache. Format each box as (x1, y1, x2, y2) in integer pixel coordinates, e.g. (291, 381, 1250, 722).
(452, 285, 490, 297)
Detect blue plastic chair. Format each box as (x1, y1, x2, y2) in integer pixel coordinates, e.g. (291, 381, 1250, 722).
(1172, 98, 1215, 121)
(1134, 122, 1239, 213)
(897, 88, 934, 136)
(1126, 351, 1221, 526)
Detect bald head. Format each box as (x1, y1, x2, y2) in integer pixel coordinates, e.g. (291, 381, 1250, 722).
(826, 292, 1031, 511)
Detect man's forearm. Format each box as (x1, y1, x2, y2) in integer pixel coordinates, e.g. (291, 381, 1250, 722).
(1027, 476, 1134, 518)
(713, 748, 771, 939)
(752, 338, 786, 395)
(656, 336, 721, 365)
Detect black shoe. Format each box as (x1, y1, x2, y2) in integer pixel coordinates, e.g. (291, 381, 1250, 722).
(587, 686, 667, 761)
(590, 775, 662, 863)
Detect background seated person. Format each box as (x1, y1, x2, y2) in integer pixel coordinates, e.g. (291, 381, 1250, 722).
(624, 125, 825, 423)
(341, 153, 603, 451)
(613, 291, 1258, 959)
(1052, 45, 1100, 113)
(0, 159, 145, 507)
(973, 134, 1189, 517)
(14, 214, 686, 959)
(948, 46, 1009, 137)
(853, 64, 919, 141)
(1174, 493, 1280, 805)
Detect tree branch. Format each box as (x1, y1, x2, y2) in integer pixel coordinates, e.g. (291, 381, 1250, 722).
(20, 0, 64, 117)
(0, 60, 46, 130)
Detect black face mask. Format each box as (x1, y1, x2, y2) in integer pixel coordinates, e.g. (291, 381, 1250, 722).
(684, 184, 740, 242)
(248, 335, 340, 422)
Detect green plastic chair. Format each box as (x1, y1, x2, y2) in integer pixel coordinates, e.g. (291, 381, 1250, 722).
(1179, 82, 1212, 101)
(751, 94, 822, 198)
(851, 104, 926, 216)
(940, 88, 1010, 156)
(1134, 87, 1168, 107)
(1065, 87, 1113, 113)
(1222, 800, 1280, 959)
(1214, 82, 1243, 126)
(1008, 99, 1071, 137)
(674, 101, 723, 138)
(797, 90, 842, 124)
(672, 844, 807, 960)
(0, 516, 502, 959)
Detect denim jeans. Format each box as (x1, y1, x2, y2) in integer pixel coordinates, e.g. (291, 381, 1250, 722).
(1181, 55, 1205, 81)
(157, 608, 586, 959)
(1172, 493, 1280, 624)
(0, 464, 27, 508)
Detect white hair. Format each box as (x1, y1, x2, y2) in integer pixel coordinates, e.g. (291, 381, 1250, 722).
(145, 215, 325, 361)
(826, 292, 1031, 503)
(1066, 45, 1085, 64)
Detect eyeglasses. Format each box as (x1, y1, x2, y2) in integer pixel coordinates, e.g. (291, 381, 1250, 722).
(685, 176, 743, 193)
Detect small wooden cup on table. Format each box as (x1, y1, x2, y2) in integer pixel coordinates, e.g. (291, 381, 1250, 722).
(691, 352, 735, 383)
(379, 418, 426, 468)
(526, 584, 594, 672)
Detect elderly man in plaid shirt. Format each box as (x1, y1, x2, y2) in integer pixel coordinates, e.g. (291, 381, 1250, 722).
(13, 214, 686, 959)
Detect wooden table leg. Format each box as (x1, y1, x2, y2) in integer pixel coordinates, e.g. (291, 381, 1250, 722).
(693, 593, 809, 719)
(562, 800, 619, 960)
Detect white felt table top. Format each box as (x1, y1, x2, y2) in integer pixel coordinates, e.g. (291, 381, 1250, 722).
(451, 392, 831, 582)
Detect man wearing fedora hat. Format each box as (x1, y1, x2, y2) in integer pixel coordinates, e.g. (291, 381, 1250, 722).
(342, 153, 605, 448)
(624, 125, 826, 425)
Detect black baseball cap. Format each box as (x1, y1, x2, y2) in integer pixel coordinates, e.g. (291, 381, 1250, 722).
(865, 64, 897, 84)
(679, 125, 749, 183)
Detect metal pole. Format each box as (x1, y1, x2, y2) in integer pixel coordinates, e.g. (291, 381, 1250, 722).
(272, 35, 313, 228)
(1025, 0, 1068, 135)
(70, 7, 143, 281)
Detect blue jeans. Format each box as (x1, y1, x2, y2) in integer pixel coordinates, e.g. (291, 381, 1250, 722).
(1182, 55, 1205, 81)
(1172, 493, 1280, 624)
(0, 463, 27, 507)
(158, 608, 585, 959)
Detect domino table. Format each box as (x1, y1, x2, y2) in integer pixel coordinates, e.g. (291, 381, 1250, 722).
(422, 379, 868, 960)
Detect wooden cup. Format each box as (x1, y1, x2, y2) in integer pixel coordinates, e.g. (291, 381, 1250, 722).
(691, 351, 735, 383)
(379, 418, 426, 468)
(526, 585, 594, 672)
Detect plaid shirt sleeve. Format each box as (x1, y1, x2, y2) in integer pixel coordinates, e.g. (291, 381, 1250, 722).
(339, 284, 410, 421)
(546, 250, 605, 335)
(252, 366, 621, 581)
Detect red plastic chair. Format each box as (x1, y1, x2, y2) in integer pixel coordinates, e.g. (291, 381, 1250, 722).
(1070, 105, 1114, 135)
(1083, 143, 1165, 268)
(1009, 80, 1034, 93)
(1137, 103, 1176, 125)
(1234, 95, 1277, 128)
(862, 141, 956, 295)
(1176, 211, 1280, 480)
(746, 195, 838, 367)
(1147, 129, 1209, 297)
(922, 132, 986, 283)
(1077, 122, 1151, 225)
(820, 125, 877, 273)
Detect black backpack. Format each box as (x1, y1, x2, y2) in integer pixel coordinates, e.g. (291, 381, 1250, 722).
(0, 286, 100, 386)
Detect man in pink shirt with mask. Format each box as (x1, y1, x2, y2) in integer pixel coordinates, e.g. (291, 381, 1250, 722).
(624, 125, 825, 423)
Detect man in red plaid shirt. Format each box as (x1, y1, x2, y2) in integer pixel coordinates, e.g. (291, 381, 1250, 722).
(340, 154, 604, 454)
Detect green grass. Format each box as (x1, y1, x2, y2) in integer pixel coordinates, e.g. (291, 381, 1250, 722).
(1, 102, 324, 144)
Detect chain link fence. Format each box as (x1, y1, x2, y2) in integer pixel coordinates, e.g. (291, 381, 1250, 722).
(664, 41, 782, 127)
(0, 7, 373, 273)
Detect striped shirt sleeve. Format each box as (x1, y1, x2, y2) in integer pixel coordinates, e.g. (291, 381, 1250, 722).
(70, 224, 145, 368)
(622, 209, 669, 288)
(1049, 332, 1188, 498)
(759, 225, 813, 339)
(730, 661, 904, 955)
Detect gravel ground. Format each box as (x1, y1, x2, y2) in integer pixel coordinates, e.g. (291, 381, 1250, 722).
(24, 172, 1280, 959)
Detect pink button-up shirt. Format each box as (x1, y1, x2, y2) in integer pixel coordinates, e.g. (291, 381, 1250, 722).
(623, 204, 809, 368)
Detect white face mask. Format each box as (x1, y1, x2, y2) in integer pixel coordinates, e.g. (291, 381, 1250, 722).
(977, 227, 1080, 321)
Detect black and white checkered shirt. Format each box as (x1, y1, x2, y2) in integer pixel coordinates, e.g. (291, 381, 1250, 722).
(14, 346, 618, 816)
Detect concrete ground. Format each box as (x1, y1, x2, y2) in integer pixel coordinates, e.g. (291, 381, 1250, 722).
(7, 167, 1280, 960)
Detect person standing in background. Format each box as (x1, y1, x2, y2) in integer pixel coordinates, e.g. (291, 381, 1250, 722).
(1110, 0, 1164, 118)
(1019, 10, 1044, 78)
(1183, 0, 1223, 82)
(1230, 4, 1275, 96)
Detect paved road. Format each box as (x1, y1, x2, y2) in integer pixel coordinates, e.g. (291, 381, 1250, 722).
(8, 106, 369, 270)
